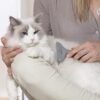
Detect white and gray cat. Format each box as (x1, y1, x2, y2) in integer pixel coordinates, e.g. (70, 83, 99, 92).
(5, 15, 55, 100)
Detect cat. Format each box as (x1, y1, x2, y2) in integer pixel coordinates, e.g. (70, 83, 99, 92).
(5, 15, 55, 100)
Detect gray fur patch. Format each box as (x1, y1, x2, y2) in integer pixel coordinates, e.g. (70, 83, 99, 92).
(56, 42, 70, 64)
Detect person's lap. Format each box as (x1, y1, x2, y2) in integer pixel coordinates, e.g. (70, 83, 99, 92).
(11, 51, 100, 100)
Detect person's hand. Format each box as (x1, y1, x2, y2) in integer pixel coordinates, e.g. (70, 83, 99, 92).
(1, 37, 23, 67)
(67, 41, 100, 63)
(1, 37, 23, 77)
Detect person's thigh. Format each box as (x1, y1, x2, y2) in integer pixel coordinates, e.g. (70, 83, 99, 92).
(11, 52, 57, 99)
(11, 52, 100, 100)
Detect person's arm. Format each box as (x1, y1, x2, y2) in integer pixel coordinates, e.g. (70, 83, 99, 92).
(34, 0, 53, 35)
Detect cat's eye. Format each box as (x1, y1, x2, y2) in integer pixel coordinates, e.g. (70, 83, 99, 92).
(34, 30, 39, 34)
(22, 32, 27, 35)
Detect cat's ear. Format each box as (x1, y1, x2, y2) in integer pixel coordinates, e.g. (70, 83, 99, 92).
(9, 16, 21, 27)
(34, 13, 43, 23)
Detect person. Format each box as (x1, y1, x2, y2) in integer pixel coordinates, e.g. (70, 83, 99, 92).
(2, 0, 100, 68)
(1, 0, 100, 99)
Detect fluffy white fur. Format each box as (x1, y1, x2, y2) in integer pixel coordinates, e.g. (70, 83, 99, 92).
(5, 16, 55, 100)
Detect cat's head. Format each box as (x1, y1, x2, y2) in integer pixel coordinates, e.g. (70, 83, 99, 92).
(7, 14, 46, 47)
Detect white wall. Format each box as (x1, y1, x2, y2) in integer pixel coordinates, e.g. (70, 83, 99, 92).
(20, 0, 34, 19)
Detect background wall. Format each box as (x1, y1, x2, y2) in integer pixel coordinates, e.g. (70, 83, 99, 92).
(0, 0, 34, 99)
(21, 0, 34, 19)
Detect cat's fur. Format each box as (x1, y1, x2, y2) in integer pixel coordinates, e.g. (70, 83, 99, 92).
(5, 15, 55, 100)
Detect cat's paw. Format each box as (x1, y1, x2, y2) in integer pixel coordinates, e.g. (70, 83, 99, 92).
(26, 48, 40, 58)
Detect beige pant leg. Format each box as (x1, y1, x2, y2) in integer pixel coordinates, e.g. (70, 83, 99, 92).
(12, 52, 100, 100)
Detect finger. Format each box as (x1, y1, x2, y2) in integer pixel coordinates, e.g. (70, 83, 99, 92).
(67, 48, 79, 58)
(15, 48, 23, 54)
(80, 53, 93, 62)
(67, 46, 85, 58)
(9, 58, 14, 63)
(7, 68, 13, 77)
(5, 58, 14, 67)
(87, 57, 96, 63)
(7, 48, 23, 58)
(76, 44, 86, 51)
(1, 37, 7, 47)
(74, 49, 90, 60)
(67, 43, 89, 58)
(5, 46, 22, 54)
(4, 59, 11, 67)
(1, 47, 5, 56)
